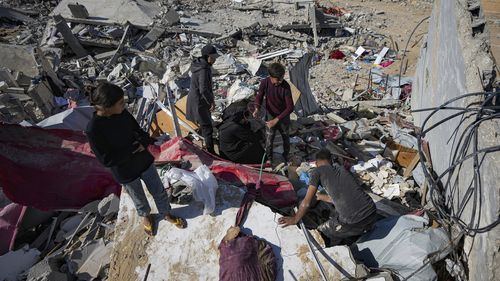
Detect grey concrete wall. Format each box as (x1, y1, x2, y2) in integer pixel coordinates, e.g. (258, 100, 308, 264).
(412, 0, 499, 280)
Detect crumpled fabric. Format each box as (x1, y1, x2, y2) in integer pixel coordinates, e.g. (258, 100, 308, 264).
(219, 234, 277, 281)
(0, 124, 121, 211)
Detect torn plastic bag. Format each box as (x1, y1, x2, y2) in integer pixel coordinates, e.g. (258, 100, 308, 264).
(351, 215, 450, 281)
(164, 165, 218, 215)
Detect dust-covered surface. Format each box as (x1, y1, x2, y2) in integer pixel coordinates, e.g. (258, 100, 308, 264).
(109, 182, 357, 281)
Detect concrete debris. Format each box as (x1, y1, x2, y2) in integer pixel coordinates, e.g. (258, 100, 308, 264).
(1, 0, 471, 280)
(97, 194, 120, 217)
(0, 246, 40, 281)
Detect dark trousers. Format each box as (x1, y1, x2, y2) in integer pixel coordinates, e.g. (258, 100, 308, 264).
(318, 212, 380, 247)
(198, 107, 214, 154)
(265, 118, 290, 162)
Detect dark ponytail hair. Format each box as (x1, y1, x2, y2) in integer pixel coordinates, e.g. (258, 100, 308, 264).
(89, 82, 124, 108)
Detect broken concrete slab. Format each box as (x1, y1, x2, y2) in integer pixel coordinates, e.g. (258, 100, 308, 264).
(53, 15, 89, 58)
(50, 0, 161, 28)
(68, 239, 113, 280)
(135, 26, 165, 51)
(164, 9, 180, 26)
(97, 194, 120, 217)
(0, 7, 34, 23)
(0, 44, 38, 79)
(0, 246, 40, 281)
(268, 29, 308, 42)
(27, 254, 69, 281)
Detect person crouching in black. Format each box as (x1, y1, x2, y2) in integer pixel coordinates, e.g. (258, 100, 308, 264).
(218, 110, 265, 164)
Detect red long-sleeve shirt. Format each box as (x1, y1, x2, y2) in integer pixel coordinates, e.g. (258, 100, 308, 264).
(255, 77, 294, 123)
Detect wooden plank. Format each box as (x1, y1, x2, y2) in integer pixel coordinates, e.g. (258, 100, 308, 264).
(403, 153, 421, 177)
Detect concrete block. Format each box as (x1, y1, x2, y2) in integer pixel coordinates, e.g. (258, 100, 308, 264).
(165, 9, 180, 26)
(0, 81, 8, 91)
(67, 3, 89, 19)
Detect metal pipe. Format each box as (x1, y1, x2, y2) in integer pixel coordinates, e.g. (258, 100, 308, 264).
(299, 219, 329, 281)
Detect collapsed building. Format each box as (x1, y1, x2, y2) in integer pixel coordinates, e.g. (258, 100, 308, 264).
(0, 0, 498, 280)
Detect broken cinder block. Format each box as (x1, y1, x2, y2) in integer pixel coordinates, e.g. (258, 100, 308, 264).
(67, 3, 89, 19)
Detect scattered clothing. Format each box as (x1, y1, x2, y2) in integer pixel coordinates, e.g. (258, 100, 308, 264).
(329, 50, 346, 60)
(86, 110, 155, 184)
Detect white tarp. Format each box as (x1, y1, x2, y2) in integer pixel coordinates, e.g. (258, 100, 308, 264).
(352, 215, 450, 281)
(37, 106, 94, 131)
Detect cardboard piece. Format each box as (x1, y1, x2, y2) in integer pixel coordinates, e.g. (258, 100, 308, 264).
(287, 79, 301, 105)
(149, 95, 198, 137)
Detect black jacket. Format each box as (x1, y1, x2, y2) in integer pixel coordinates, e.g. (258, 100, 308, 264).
(86, 110, 155, 184)
(219, 117, 265, 164)
(186, 58, 214, 124)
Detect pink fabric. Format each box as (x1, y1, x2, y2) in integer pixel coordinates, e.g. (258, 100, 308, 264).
(0, 124, 121, 211)
(0, 203, 27, 255)
(380, 60, 394, 68)
(153, 137, 297, 208)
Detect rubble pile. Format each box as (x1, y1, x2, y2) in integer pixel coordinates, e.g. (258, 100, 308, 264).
(0, 0, 454, 280)
(0, 194, 119, 281)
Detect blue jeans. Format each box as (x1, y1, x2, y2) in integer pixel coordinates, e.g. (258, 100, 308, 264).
(122, 164, 171, 217)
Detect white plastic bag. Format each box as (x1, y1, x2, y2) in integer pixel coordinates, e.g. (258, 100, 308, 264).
(193, 165, 219, 215)
(164, 165, 218, 215)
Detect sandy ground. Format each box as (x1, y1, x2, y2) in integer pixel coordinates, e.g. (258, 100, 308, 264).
(310, 0, 432, 101)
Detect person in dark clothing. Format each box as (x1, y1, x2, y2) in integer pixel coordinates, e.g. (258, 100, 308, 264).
(219, 111, 265, 164)
(186, 44, 219, 154)
(253, 63, 294, 164)
(279, 149, 378, 246)
(85, 82, 186, 235)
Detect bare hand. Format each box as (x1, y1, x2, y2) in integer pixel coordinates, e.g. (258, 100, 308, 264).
(210, 103, 215, 112)
(132, 142, 145, 154)
(252, 109, 259, 118)
(266, 118, 279, 129)
(278, 216, 297, 228)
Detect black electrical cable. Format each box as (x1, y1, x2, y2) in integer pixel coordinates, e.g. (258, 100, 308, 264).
(414, 91, 500, 236)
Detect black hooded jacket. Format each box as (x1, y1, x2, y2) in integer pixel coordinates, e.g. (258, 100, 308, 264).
(186, 58, 214, 123)
(219, 112, 265, 164)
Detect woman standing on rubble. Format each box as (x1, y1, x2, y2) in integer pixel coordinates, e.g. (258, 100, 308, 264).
(85, 82, 187, 235)
(186, 44, 219, 154)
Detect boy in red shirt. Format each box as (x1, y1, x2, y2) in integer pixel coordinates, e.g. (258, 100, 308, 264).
(253, 63, 294, 163)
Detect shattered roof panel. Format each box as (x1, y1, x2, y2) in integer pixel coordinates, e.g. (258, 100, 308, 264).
(50, 0, 160, 28)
